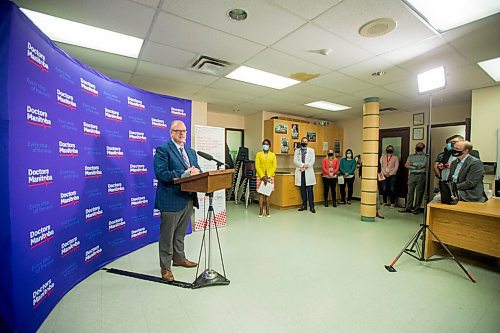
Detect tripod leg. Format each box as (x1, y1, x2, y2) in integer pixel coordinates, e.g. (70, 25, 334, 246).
(213, 216, 227, 277)
(385, 226, 424, 272)
(425, 227, 476, 283)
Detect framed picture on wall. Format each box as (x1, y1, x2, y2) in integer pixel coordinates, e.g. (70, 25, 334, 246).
(413, 127, 424, 140)
(413, 112, 424, 126)
(293, 142, 300, 150)
(291, 123, 299, 139)
(274, 123, 288, 134)
(306, 132, 316, 142)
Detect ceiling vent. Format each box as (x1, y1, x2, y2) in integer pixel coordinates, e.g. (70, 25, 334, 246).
(380, 107, 399, 113)
(359, 18, 397, 38)
(188, 55, 234, 76)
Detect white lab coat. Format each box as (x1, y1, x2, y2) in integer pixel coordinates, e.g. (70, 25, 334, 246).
(294, 147, 316, 186)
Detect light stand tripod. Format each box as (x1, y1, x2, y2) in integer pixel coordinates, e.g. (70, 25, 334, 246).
(384, 94, 476, 283)
(192, 161, 230, 289)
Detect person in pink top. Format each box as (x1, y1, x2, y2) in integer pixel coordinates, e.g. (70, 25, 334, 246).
(322, 149, 340, 207)
(379, 145, 399, 207)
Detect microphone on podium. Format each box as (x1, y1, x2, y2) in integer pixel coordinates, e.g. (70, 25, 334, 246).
(197, 151, 229, 169)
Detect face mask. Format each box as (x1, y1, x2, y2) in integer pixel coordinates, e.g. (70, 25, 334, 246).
(262, 145, 269, 151)
(445, 143, 452, 151)
(386, 149, 393, 154)
(451, 149, 464, 157)
(301, 142, 307, 148)
(346, 153, 352, 158)
(415, 146, 424, 152)
(328, 153, 334, 157)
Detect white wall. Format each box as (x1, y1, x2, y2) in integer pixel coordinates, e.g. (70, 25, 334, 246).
(191, 100, 208, 145)
(471, 85, 500, 162)
(207, 111, 245, 129)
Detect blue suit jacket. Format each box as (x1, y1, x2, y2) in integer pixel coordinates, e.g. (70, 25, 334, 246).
(154, 140, 201, 212)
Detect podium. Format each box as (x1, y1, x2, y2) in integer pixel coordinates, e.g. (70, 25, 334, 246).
(175, 169, 234, 288)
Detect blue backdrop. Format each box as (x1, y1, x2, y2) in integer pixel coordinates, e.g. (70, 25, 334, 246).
(0, 2, 193, 332)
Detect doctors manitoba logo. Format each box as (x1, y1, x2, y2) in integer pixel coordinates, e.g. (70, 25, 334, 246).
(59, 141, 79, 157)
(105, 107, 122, 122)
(61, 237, 80, 257)
(85, 245, 102, 263)
(127, 96, 145, 110)
(130, 164, 147, 175)
(57, 89, 77, 110)
(60, 190, 80, 207)
(171, 106, 186, 117)
(33, 279, 54, 309)
(85, 206, 103, 222)
(131, 196, 148, 207)
(129, 130, 147, 142)
(27, 42, 49, 72)
(106, 146, 124, 158)
(108, 182, 125, 195)
(28, 168, 53, 187)
(80, 78, 98, 96)
(84, 165, 102, 179)
(27, 105, 51, 128)
(108, 217, 126, 232)
(151, 117, 166, 129)
(30, 225, 55, 249)
(83, 122, 101, 137)
(131, 227, 147, 240)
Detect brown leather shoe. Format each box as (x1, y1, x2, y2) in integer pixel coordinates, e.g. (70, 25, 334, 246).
(172, 259, 198, 268)
(161, 268, 174, 282)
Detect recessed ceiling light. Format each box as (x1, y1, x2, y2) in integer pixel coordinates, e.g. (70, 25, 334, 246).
(228, 9, 248, 21)
(226, 66, 300, 90)
(478, 57, 500, 81)
(305, 101, 351, 112)
(417, 66, 446, 94)
(20, 8, 143, 58)
(403, 0, 500, 32)
(359, 18, 397, 38)
(371, 71, 386, 76)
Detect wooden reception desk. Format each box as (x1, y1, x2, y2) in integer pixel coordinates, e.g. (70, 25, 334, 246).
(270, 172, 325, 208)
(424, 199, 500, 259)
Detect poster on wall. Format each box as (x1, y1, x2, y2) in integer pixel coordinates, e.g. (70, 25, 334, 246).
(334, 140, 341, 154)
(291, 123, 299, 139)
(194, 125, 226, 231)
(280, 137, 289, 153)
(293, 142, 300, 150)
(307, 132, 316, 142)
(274, 123, 288, 134)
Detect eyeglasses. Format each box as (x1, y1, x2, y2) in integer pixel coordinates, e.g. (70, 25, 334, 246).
(171, 130, 187, 134)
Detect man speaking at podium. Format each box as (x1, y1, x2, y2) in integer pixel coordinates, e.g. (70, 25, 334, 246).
(154, 120, 201, 282)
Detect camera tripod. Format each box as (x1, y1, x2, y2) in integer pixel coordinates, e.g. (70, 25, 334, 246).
(384, 94, 476, 283)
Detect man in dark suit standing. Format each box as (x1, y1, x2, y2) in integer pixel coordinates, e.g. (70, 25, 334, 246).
(448, 140, 486, 202)
(154, 120, 201, 282)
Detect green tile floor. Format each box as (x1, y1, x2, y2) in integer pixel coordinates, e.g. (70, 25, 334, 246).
(37, 202, 500, 333)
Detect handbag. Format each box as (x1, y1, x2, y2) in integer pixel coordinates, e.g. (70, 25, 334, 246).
(338, 175, 345, 185)
(439, 181, 458, 205)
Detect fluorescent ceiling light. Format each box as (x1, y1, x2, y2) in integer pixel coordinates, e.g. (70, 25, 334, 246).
(417, 66, 446, 94)
(404, 0, 500, 32)
(225, 66, 300, 89)
(478, 57, 500, 82)
(305, 101, 351, 112)
(21, 8, 143, 58)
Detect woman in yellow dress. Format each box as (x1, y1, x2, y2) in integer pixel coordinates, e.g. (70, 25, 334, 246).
(255, 139, 277, 218)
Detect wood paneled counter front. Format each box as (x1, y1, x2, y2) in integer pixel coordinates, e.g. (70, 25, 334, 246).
(270, 172, 326, 208)
(424, 199, 500, 259)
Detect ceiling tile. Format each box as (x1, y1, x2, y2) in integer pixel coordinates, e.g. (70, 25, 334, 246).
(192, 87, 256, 104)
(94, 67, 132, 83)
(380, 35, 446, 66)
(308, 71, 374, 93)
(130, 0, 161, 9)
(207, 78, 273, 97)
(55, 42, 138, 73)
(383, 78, 420, 99)
(339, 56, 413, 85)
(129, 74, 203, 99)
(162, 0, 306, 45)
(244, 49, 330, 78)
(445, 65, 495, 93)
(140, 41, 197, 69)
(313, 0, 436, 55)
(135, 61, 219, 86)
(396, 45, 471, 74)
(267, 0, 342, 20)
(149, 12, 265, 64)
(350, 86, 405, 102)
(16, 0, 156, 38)
(283, 82, 343, 100)
(272, 23, 374, 70)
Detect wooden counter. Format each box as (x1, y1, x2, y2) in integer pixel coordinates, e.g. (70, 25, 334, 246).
(424, 199, 500, 259)
(270, 173, 331, 208)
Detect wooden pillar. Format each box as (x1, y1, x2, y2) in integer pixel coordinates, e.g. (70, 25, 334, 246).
(360, 97, 380, 222)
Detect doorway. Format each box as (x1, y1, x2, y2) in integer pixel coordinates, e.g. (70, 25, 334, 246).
(225, 128, 244, 168)
(379, 127, 410, 203)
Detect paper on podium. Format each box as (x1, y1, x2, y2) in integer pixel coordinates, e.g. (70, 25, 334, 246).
(257, 182, 274, 196)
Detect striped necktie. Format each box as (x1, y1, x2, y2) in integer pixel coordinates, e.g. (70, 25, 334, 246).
(179, 147, 190, 167)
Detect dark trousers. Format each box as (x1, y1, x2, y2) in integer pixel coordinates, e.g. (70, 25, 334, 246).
(405, 173, 426, 209)
(340, 177, 354, 202)
(159, 199, 193, 270)
(322, 177, 337, 203)
(301, 172, 314, 208)
(382, 175, 397, 204)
